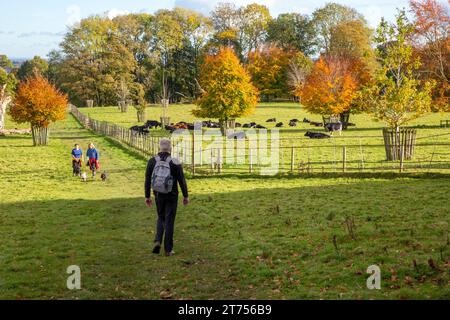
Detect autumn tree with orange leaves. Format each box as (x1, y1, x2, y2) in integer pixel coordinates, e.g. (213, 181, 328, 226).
(409, 0, 449, 111)
(9, 73, 68, 145)
(193, 47, 258, 134)
(247, 46, 297, 101)
(296, 55, 358, 116)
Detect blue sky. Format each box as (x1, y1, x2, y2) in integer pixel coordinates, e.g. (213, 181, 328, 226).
(0, 0, 429, 58)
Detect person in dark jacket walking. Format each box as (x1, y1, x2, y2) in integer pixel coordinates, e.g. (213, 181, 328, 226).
(145, 138, 189, 256)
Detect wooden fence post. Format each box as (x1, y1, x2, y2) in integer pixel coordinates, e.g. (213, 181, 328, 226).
(342, 146, 347, 173)
(249, 148, 253, 173)
(359, 140, 365, 171)
(217, 148, 222, 174)
(399, 144, 404, 173)
(211, 148, 214, 172)
(290, 147, 295, 173)
(191, 134, 195, 176)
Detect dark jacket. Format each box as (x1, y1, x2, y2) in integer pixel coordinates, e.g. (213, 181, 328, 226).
(145, 152, 188, 199)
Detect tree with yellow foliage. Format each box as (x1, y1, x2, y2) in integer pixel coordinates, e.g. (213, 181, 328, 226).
(193, 47, 259, 133)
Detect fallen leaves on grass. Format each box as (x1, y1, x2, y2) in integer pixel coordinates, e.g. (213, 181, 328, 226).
(404, 276, 414, 286)
(160, 289, 173, 300)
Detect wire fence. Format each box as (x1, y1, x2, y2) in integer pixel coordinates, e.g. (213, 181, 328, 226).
(70, 104, 450, 176)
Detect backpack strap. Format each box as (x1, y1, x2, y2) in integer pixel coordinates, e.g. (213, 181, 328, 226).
(155, 155, 161, 162)
(165, 156, 172, 163)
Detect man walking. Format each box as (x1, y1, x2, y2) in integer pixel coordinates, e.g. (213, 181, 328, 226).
(145, 138, 189, 256)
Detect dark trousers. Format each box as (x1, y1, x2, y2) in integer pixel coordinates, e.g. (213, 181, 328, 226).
(154, 194, 178, 253)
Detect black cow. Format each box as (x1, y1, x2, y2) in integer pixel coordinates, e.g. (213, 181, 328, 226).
(289, 121, 297, 127)
(145, 120, 161, 129)
(290, 119, 300, 123)
(203, 120, 220, 128)
(310, 121, 323, 127)
(130, 125, 149, 134)
(303, 118, 311, 123)
(305, 131, 330, 139)
(266, 118, 277, 122)
(235, 122, 242, 128)
(324, 122, 343, 135)
(275, 122, 284, 127)
(250, 122, 257, 127)
(255, 124, 267, 129)
(165, 125, 176, 133)
(243, 123, 251, 128)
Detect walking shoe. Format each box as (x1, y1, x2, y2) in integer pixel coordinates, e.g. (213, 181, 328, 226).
(165, 251, 175, 257)
(152, 242, 161, 254)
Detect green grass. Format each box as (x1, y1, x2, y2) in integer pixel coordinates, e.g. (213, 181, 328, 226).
(80, 103, 450, 173)
(0, 113, 449, 299)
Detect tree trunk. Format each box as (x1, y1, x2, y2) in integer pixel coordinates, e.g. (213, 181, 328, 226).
(339, 111, 350, 130)
(219, 119, 235, 136)
(0, 84, 12, 130)
(382, 127, 417, 161)
(137, 110, 146, 123)
(31, 126, 49, 146)
(0, 100, 7, 130)
(160, 116, 170, 128)
(119, 100, 128, 113)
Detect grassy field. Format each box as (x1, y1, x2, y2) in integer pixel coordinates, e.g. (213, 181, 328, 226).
(0, 113, 449, 299)
(80, 103, 450, 173)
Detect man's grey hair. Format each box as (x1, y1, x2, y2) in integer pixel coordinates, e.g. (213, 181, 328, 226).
(159, 138, 172, 152)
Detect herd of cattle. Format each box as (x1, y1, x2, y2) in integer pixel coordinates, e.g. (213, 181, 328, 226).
(130, 117, 355, 139)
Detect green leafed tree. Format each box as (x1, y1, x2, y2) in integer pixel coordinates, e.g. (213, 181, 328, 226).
(210, 3, 271, 60)
(59, 16, 137, 106)
(267, 13, 317, 56)
(150, 9, 184, 104)
(17, 56, 49, 80)
(312, 3, 366, 53)
(240, 3, 272, 56)
(358, 10, 435, 131)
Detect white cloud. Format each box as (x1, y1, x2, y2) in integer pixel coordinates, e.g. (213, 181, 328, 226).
(360, 5, 383, 28)
(18, 31, 65, 38)
(66, 5, 82, 27)
(104, 8, 130, 20)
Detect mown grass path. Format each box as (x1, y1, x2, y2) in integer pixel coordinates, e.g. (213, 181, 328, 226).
(0, 114, 449, 299)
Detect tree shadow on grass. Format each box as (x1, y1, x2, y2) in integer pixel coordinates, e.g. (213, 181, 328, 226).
(189, 171, 450, 181)
(0, 177, 449, 299)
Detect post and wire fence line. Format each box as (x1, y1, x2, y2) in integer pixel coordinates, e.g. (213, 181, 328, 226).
(70, 104, 450, 176)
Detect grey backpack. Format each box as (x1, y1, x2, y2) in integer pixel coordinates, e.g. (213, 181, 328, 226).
(151, 155, 174, 194)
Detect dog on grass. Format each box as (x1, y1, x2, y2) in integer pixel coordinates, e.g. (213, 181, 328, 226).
(101, 172, 107, 181)
(81, 172, 88, 182)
